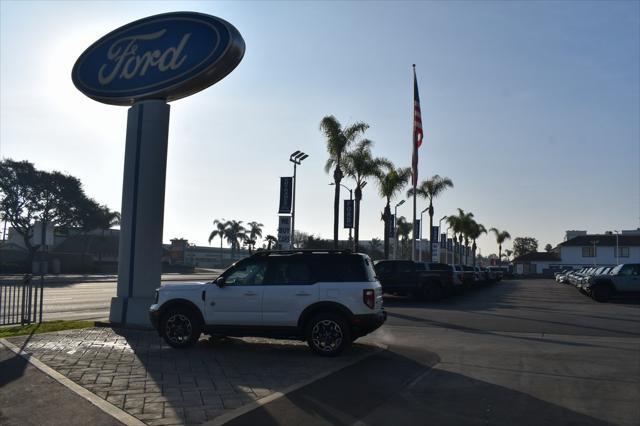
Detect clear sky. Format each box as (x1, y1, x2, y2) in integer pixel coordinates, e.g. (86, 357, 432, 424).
(1, 0, 639, 256)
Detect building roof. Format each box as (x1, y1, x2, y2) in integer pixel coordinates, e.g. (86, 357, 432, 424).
(513, 252, 561, 262)
(559, 234, 640, 247)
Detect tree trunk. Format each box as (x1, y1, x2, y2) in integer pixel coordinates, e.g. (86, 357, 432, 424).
(333, 166, 342, 249)
(354, 185, 362, 252)
(383, 203, 391, 259)
(498, 243, 502, 264)
(472, 241, 477, 266)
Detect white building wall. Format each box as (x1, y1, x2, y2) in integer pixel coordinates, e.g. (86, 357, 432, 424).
(560, 246, 640, 266)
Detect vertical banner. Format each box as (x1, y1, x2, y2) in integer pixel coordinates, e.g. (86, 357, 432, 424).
(388, 214, 396, 238)
(431, 226, 439, 262)
(278, 177, 293, 214)
(343, 199, 354, 228)
(440, 233, 447, 248)
(415, 219, 421, 239)
(277, 216, 291, 244)
(447, 238, 453, 251)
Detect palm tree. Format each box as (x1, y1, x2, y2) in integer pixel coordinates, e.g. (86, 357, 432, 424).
(448, 209, 474, 265)
(97, 208, 120, 265)
(265, 235, 277, 250)
(407, 175, 453, 258)
(369, 238, 382, 253)
(320, 115, 369, 248)
(489, 228, 511, 262)
(374, 164, 411, 259)
(224, 220, 246, 259)
(396, 216, 413, 259)
(342, 140, 391, 252)
(208, 218, 228, 266)
(246, 221, 263, 252)
(503, 249, 513, 262)
(468, 220, 487, 266)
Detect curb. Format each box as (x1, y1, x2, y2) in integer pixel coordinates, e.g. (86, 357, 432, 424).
(0, 338, 146, 426)
(204, 342, 388, 426)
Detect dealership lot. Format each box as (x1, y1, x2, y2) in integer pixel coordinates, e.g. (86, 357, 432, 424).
(2, 278, 639, 426)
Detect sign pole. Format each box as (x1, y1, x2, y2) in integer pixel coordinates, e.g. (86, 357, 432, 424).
(109, 100, 170, 327)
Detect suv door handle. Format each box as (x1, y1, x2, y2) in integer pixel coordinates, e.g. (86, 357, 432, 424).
(244, 291, 257, 296)
(295, 292, 311, 296)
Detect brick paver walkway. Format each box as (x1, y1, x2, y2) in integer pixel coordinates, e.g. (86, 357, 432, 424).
(8, 328, 377, 425)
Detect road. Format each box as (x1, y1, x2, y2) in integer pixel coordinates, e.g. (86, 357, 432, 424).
(36, 272, 222, 321)
(226, 279, 640, 426)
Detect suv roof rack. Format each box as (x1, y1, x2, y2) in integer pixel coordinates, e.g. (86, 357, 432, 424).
(251, 249, 353, 257)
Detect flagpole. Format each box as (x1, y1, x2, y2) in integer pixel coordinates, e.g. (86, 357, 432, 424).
(412, 64, 417, 261)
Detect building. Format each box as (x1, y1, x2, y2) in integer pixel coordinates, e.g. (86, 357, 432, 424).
(512, 252, 562, 275)
(557, 234, 640, 266)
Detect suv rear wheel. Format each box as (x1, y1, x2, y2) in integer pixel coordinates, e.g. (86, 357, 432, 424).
(591, 285, 611, 303)
(161, 307, 201, 348)
(306, 312, 352, 357)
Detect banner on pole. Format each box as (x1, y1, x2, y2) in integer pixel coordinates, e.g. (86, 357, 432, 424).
(344, 199, 354, 229)
(277, 216, 291, 244)
(447, 238, 453, 251)
(278, 177, 293, 214)
(415, 219, 421, 239)
(431, 226, 439, 242)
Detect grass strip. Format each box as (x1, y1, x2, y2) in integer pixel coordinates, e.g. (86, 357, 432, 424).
(0, 320, 95, 338)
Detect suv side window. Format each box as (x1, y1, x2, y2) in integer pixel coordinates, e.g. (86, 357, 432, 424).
(224, 259, 267, 286)
(313, 255, 368, 282)
(264, 257, 315, 285)
(398, 261, 414, 273)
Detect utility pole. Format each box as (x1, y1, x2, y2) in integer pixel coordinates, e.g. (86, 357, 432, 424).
(289, 151, 308, 248)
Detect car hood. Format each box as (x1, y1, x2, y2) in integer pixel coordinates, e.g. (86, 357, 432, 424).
(160, 281, 209, 292)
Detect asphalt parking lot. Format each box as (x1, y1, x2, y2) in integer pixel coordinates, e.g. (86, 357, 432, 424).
(230, 278, 640, 426)
(2, 278, 639, 426)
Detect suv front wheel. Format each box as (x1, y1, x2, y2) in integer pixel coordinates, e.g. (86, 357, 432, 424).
(160, 307, 201, 348)
(306, 312, 352, 357)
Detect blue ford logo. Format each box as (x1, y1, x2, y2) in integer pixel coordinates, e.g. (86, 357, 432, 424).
(72, 12, 245, 105)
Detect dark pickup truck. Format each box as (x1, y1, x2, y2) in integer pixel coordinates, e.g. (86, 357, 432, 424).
(374, 260, 454, 300)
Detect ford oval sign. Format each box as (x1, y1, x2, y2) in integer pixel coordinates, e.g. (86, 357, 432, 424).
(72, 12, 245, 105)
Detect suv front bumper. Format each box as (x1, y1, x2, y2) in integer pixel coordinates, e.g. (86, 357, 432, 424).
(352, 310, 387, 337)
(149, 304, 161, 330)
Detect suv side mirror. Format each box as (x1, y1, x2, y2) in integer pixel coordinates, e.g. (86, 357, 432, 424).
(215, 276, 226, 288)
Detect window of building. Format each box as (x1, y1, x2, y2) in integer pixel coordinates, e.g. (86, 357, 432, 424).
(582, 246, 596, 257)
(617, 247, 630, 258)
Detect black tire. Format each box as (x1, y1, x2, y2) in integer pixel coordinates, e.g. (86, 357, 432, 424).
(306, 312, 352, 357)
(160, 307, 201, 348)
(591, 285, 611, 303)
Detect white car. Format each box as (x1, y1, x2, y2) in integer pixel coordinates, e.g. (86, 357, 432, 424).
(149, 250, 386, 356)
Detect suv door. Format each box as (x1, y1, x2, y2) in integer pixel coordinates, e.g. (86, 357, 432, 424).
(205, 258, 266, 325)
(615, 264, 640, 293)
(261, 256, 319, 326)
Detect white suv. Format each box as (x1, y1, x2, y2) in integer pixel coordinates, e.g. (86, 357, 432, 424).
(149, 250, 386, 356)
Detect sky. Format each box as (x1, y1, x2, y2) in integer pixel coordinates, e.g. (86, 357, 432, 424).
(1, 0, 639, 256)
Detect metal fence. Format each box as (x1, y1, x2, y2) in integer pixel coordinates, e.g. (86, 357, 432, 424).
(0, 274, 43, 326)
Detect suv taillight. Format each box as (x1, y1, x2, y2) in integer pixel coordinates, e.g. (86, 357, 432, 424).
(363, 289, 375, 309)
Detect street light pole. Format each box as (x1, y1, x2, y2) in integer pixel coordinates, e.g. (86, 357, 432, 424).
(289, 151, 308, 248)
(419, 207, 428, 262)
(437, 215, 447, 263)
(590, 240, 599, 266)
(394, 200, 405, 260)
(444, 225, 451, 265)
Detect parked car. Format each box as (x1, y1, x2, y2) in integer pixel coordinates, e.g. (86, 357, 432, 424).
(454, 265, 476, 288)
(149, 250, 386, 356)
(462, 266, 480, 287)
(374, 260, 453, 300)
(423, 262, 462, 294)
(577, 267, 612, 292)
(555, 269, 573, 283)
(488, 266, 504, 281)
(582, 263, 640, 302)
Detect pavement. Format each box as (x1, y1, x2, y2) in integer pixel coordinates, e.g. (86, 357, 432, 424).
(1, 278, 639, 426)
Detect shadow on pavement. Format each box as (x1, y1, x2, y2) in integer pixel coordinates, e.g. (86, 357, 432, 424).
(223, 347, 616, 426)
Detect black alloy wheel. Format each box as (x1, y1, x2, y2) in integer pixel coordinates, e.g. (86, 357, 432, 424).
(306, 313, 351, 357)
(161, 308, 201, 348)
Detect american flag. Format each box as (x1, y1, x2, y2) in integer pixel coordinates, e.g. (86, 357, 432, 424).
(411, 65, 423, 187)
